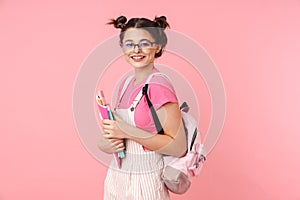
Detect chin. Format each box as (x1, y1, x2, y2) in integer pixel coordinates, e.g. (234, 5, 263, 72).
(129, 62, 148, 69)
(132, 65, 149, 69)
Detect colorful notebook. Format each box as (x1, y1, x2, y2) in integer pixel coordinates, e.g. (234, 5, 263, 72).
(96, 90, 125, 168)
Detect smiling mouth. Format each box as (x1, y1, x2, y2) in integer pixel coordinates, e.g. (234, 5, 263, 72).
(130, 55, 145, 62)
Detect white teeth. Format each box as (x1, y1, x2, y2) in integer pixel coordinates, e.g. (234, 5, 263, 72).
(132, 56, 143, 59)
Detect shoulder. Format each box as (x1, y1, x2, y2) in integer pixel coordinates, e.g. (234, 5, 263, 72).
(147, 73, 178, 109)
(116, 74, 134, 97)
(148, 73, 176, 94)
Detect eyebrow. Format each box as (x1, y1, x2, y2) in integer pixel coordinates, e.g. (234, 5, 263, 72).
(123, 39, 152, 43)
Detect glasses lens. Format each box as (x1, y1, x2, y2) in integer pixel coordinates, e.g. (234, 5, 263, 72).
(123, 42, 134, 48)
(139, 40, 151, 48)
(121, 42, 132, 52)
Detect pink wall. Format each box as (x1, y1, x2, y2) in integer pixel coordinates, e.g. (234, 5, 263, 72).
(1, 0, 300, 199)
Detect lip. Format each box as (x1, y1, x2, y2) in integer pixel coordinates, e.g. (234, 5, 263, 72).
(130, 54, 146, 62)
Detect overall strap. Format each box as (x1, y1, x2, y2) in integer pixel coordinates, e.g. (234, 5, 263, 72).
(119, 75, 134, 99)
(116, 73, 164, 110)
(129, 72, 171, 112)
(115, 75, 134, 109)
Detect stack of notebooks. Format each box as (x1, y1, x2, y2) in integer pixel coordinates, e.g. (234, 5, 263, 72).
(96, 90, 125, 168)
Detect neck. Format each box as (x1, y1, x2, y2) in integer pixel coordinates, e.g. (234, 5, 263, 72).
(134, 64, 155, 84)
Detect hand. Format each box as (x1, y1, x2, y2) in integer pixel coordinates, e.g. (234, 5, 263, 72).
(102, 112, 129, 139)
(98, 136, 125, 154)
(108, 138, 125, 152)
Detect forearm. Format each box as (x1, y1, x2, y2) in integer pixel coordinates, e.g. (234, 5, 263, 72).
(102, 103, 187, 157)
(122, 122, 187, 157)
(97, 136, 114, 154)
(97, 135, 124, 154)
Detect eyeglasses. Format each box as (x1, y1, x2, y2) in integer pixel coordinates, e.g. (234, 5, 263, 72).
(120, 39, 157, 52)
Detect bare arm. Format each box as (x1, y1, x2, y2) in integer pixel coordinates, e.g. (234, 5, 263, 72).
(97, 134, 125, 154)
(102, 102, 187, 157)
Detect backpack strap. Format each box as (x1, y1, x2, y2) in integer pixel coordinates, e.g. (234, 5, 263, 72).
(180, 102, 189, 113)
(142, 72, 172, 135)
(142, 84, 164, 134)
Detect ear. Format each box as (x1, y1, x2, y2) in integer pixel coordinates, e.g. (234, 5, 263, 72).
(155, 44, 162, 53)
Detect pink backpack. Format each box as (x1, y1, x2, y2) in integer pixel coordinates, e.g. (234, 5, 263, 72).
(160, 103, 206, 194)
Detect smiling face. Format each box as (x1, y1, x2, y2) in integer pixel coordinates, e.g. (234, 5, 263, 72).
(121, 28, 161, 70)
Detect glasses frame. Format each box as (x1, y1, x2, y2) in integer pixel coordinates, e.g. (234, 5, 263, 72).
(120, 39, 157, 52)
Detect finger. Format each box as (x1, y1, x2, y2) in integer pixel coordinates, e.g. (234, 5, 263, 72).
(102, 119, 113, 125)
(116, 147, 125, 152)
(103, 133, 114, 139)
(103, 123, 118, 133)
(113, 141, 124, 148)
(101, 128, 110, 135)
(111, 138, 122, 143)
(114, 143, 125, 150)
(110, 141, 124, 151)
(108, 138, 119, 143)
(102, 123, 112, 130)
(113, 140, 124, 147)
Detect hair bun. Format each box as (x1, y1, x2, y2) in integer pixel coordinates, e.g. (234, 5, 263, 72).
(107, 16, 127, 29)
(154, 16, 169, 29)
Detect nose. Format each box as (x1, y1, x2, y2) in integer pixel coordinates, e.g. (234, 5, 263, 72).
(133, 44, 141, 53)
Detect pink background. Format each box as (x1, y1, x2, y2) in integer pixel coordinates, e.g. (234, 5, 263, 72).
(1, 0, 300, 199)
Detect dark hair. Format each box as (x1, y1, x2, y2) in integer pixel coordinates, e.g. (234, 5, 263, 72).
(107, 16, 170, 58)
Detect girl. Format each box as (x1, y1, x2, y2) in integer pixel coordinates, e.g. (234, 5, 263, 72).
(98, 15, 187, 200)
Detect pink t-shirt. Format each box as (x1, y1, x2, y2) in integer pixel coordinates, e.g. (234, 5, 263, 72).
(116, 68, 178, 133)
